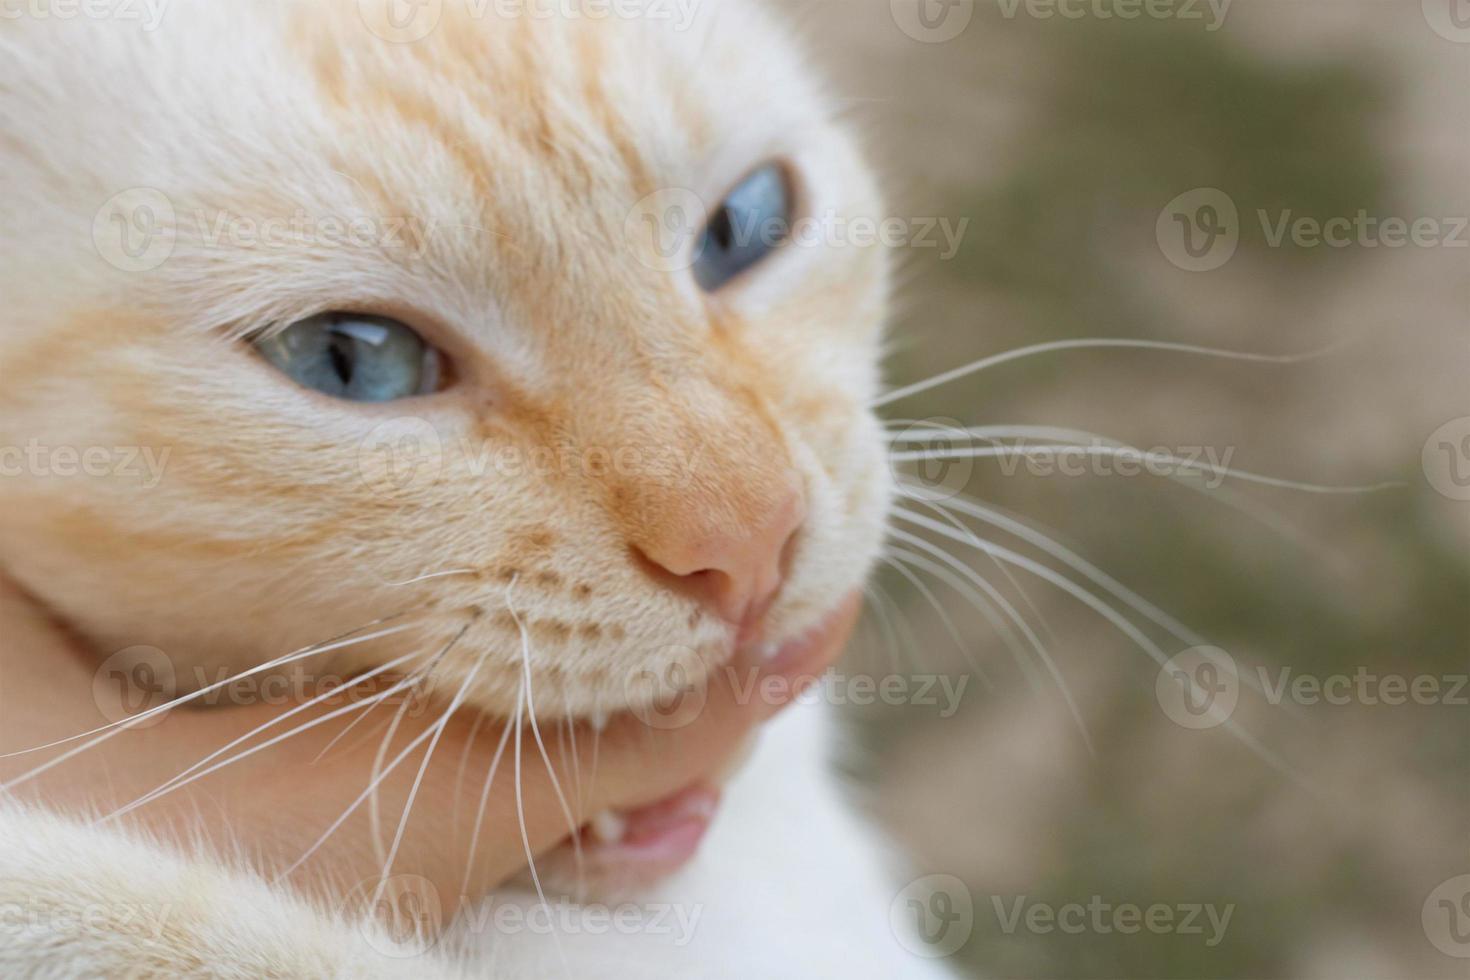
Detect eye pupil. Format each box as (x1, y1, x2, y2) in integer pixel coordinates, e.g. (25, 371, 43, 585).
(709, 207, 736, 252)
(327, 335, 355, 386)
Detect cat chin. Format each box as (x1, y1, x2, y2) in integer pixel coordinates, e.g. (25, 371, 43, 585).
(509, 595, 860, 899)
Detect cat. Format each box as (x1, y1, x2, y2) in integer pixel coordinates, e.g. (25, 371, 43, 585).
(0, 1, 952, 975)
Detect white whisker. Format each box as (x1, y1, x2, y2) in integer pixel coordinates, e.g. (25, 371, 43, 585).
(889, 427, 1404, 495)
(886, 545, 1038, 690)
(861, 582, 909, 674)
(450, 710, 489, 839)
(368, 624, 471, 867)
(507, 589, 584, 888)
(908, 492, 1062, 648)
(99, 668, 429, 825)
(373, 623, 481, 908)
(892, 509, 1312, 788)
(888, 527, 1095, 755)
(0, 617, 424, 790)
(460, 719, 514, 901)
(900, 482, 1205, 648)
(876, 337, 1344, 408)
(277, 694, 472, 884)
(880, 555, 993, 690)
(108, 652, 421, 822)
(512, 681, 568, 971)
(380, 568, 480, 587)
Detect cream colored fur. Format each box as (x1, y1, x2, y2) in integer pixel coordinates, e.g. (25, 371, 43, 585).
(0, 1, 945, 975)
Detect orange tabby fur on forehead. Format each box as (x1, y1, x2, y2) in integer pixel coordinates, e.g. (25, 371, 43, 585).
(0, 0, 891, 722)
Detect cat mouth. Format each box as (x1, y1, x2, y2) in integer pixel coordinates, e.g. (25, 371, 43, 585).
(577, 784, 724, 882)
(563, 600, 857, 885)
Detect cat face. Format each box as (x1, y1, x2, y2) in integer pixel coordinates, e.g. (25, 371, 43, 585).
(0, 0, 891, 718)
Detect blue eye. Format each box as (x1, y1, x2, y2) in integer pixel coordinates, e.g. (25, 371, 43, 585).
(693, 164, 793, 292)
(254, 314, 443, 402)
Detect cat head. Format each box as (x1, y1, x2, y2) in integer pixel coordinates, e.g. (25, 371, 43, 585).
(0, 0, 891, 718)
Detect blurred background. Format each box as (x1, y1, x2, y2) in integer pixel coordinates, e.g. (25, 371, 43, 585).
(809, 1, 1469, 976)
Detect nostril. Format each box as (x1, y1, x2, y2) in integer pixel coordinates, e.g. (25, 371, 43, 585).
(627, 486, 807, 628)
(629, 546, 737, 616)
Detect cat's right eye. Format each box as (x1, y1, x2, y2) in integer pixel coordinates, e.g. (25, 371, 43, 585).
(253, 313, 445, 403)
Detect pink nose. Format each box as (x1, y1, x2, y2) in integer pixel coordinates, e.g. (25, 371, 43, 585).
(634, 487, 806, 632)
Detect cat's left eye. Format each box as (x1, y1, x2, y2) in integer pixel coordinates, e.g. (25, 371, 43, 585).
(693, 164, 794, 292)
(253, 313, 445, 403)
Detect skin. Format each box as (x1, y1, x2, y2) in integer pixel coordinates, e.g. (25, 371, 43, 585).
(0, 579, 860, 917)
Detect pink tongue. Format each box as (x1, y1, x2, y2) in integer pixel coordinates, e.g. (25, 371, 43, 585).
(588, 785, 721, 873)
(622, 785, 720, 846)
